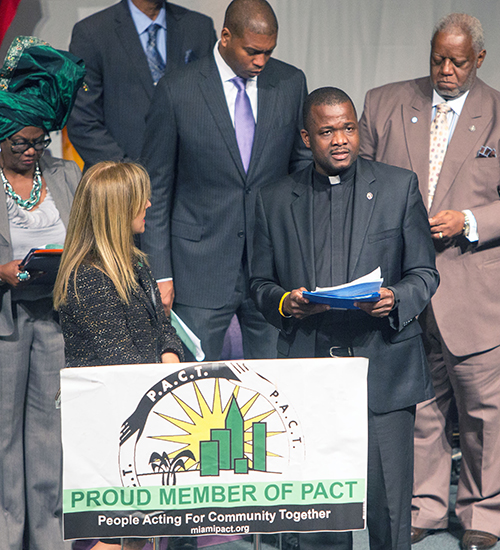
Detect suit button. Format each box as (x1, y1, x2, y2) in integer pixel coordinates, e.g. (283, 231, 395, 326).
(238, 230, 245, 238)
(245, 188, 251, 194)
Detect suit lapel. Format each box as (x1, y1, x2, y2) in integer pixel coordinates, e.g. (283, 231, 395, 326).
(431, 80, 487, 214)
(349, 158, 377, 280)
(199, 57, 247, 180)
(247, 67, 277, 180)
(115, 0, 155, 99)
(289, 161, 377, 287)
(134, 266, 158, 321)
(0, 191, 10, 248)
(165, 3, 183, 73)
(40, 158, 73, 228)
(403, 79, 432, 202)
(290, 168, 316, 289)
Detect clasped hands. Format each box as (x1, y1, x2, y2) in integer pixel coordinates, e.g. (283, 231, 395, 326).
(282, 287, 395, 319)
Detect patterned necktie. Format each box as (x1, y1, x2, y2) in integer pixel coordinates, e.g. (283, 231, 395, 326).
(231, 76, 255, 172)
(146, 23, 165, 85)
(428, 103, 452, 209)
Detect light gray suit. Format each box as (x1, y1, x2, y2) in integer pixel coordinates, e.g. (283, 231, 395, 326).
(359, 76, 500, 536)
(0, 155, 80, 550)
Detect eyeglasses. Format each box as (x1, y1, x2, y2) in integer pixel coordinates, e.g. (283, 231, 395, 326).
(8, 136, 52, 154)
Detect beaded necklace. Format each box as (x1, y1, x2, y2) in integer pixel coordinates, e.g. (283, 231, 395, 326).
(1, 162, 43, 210)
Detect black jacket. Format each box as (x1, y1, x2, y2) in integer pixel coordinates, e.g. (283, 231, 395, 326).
(60, 262, 183, 366)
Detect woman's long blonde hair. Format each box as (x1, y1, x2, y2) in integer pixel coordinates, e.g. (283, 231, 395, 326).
(53, 161, 150, 309)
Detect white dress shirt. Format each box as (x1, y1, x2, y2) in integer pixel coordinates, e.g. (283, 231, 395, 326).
(432, 89, 477, 241)
(213, 40, 258, 125)
(127, 0, 167, 64)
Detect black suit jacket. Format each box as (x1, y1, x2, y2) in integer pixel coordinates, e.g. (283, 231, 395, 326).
(250, 159, 439, 413)
(140, 53, 311, 309)
(68, 0, 216, 168)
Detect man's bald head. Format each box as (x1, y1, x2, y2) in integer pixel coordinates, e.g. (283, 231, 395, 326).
(219, 0, 278, 79)
(303, 87, 357, 132)
(223, 0, 278, 38)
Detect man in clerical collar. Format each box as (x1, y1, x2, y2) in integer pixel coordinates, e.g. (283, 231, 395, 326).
(250, 87, 438, 550)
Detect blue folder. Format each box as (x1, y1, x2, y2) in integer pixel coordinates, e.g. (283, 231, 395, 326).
(303, 281, 381, 309)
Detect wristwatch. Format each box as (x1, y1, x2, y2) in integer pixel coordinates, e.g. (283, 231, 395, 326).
(462, 211, 470, 238)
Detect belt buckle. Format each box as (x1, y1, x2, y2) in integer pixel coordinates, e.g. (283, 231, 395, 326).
(329, 346, 354, 358)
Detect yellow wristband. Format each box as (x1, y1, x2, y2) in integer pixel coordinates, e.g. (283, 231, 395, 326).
(278, 291, 292, 318)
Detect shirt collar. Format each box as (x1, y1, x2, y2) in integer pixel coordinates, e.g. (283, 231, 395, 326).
(312, 161, 356, 187)
(128, 0, 167, 34)
(432, 89, 469, 117)
(213, 40, 258, 85)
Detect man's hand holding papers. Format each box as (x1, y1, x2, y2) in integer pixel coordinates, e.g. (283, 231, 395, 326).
(282, 287, 331, 319)
(354, 287, 395, 318)
(282, 268, 394, 319)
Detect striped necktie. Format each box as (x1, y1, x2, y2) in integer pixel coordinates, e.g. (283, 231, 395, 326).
(146, 23, 165, 85)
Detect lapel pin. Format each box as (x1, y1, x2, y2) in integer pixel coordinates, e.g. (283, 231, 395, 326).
(367, 192, 373, 200)
(411, 116, 418, 123)
(469, 125, 476, 132)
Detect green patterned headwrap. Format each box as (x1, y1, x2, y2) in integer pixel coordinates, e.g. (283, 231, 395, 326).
(0, 36, 85, 142)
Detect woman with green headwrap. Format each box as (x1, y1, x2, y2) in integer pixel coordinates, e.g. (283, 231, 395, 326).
(0, 36, 85, 550)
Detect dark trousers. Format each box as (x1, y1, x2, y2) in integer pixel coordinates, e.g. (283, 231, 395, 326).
(298, 406, 415, 550)
(175, 262, 278, 361)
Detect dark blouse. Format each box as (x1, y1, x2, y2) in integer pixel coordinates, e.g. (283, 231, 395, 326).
(59, 262, 184, 366)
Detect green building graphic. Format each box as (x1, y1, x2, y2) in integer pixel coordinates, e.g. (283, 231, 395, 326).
(200, 397, 267, 476)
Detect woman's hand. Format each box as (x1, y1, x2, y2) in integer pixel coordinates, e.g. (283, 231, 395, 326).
(161, 352, 180, 363)
(0, 260, 25, 287)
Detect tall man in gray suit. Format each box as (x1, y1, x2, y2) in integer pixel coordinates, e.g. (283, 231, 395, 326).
(359, 13, 500, 550)
(250, 87, 438, 550)
(141, 0, 311, 361)
(68, 0, 216, 169)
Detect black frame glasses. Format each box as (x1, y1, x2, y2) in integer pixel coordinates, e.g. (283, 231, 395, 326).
(8, 136, 52, 154)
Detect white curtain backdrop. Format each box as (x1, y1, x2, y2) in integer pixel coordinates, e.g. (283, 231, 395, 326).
(7, 0, 500, 130)
(178, 0, 500, 113)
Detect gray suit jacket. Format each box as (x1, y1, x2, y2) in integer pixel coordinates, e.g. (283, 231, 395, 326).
(250, 159, 439, 413)
(140, 53, 311, 309)
(68, 0, 216, 168)
(359, 77, 500, 356)
(0, 155, 81, 336)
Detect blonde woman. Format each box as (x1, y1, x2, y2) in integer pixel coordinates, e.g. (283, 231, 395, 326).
(54, 161, 183, 368)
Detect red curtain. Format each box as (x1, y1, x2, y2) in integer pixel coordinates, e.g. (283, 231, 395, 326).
(0, 0, 22, 47)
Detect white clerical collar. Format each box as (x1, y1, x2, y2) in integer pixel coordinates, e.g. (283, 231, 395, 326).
(329, 175, 341, 185)
(432, 89, 469, 117)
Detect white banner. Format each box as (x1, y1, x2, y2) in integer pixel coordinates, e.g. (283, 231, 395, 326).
(61, 358, 368, 540)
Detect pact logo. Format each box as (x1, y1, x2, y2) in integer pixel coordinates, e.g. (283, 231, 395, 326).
(118, 362, 305, 488)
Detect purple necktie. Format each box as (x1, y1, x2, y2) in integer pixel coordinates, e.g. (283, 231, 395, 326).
(231, 76, 255, 172)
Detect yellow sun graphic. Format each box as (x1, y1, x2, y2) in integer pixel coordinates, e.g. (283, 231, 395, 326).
(148, 379, 284, 470)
